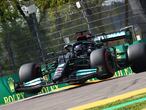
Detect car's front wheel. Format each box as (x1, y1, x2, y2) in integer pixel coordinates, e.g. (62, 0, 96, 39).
(19, 63, 42, 93)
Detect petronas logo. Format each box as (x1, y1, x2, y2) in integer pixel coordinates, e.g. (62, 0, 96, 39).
(7, 77, 15, 93)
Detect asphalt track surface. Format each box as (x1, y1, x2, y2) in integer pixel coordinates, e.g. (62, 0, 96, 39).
(1, 72, 146, 110)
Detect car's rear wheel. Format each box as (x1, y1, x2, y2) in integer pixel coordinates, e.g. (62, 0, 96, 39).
(19, 63, 42, 93)
(127, 42, 146, 73)
(90, 48, 115, 80)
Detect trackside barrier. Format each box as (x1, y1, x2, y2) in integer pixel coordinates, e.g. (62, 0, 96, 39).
(0, 67, 133, 105)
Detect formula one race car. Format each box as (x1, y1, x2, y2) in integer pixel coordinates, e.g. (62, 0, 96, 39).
(15, 26, 146, 93)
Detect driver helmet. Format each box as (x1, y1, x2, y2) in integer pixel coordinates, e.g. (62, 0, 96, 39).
(74, 44, 84, 56)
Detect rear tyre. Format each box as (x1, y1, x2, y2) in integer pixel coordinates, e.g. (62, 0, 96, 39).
(19, 63, 42, 93)
(127, 42, 146, 73)
(90, 48, 115, 80)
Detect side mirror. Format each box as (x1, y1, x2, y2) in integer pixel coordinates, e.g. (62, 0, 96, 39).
(64, 44, 72, 52)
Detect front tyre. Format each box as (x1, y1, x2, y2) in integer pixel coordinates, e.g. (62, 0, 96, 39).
(19, 63, 42, 82)
(19, 63, 42, 93)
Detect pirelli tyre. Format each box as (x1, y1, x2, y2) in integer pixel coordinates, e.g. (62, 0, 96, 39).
(90, 48, 115, 80)
(19, 63, 42, 82)
(19, 63, 42, 93)
(128, 42, 146, 73)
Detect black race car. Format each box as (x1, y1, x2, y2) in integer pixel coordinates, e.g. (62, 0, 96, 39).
(15, 28, 146, 93)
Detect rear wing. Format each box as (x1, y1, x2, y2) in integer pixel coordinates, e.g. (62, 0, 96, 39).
(94, 30, 133, 43)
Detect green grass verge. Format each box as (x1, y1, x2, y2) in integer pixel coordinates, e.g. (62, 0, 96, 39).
(87, 93, 146, 110)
